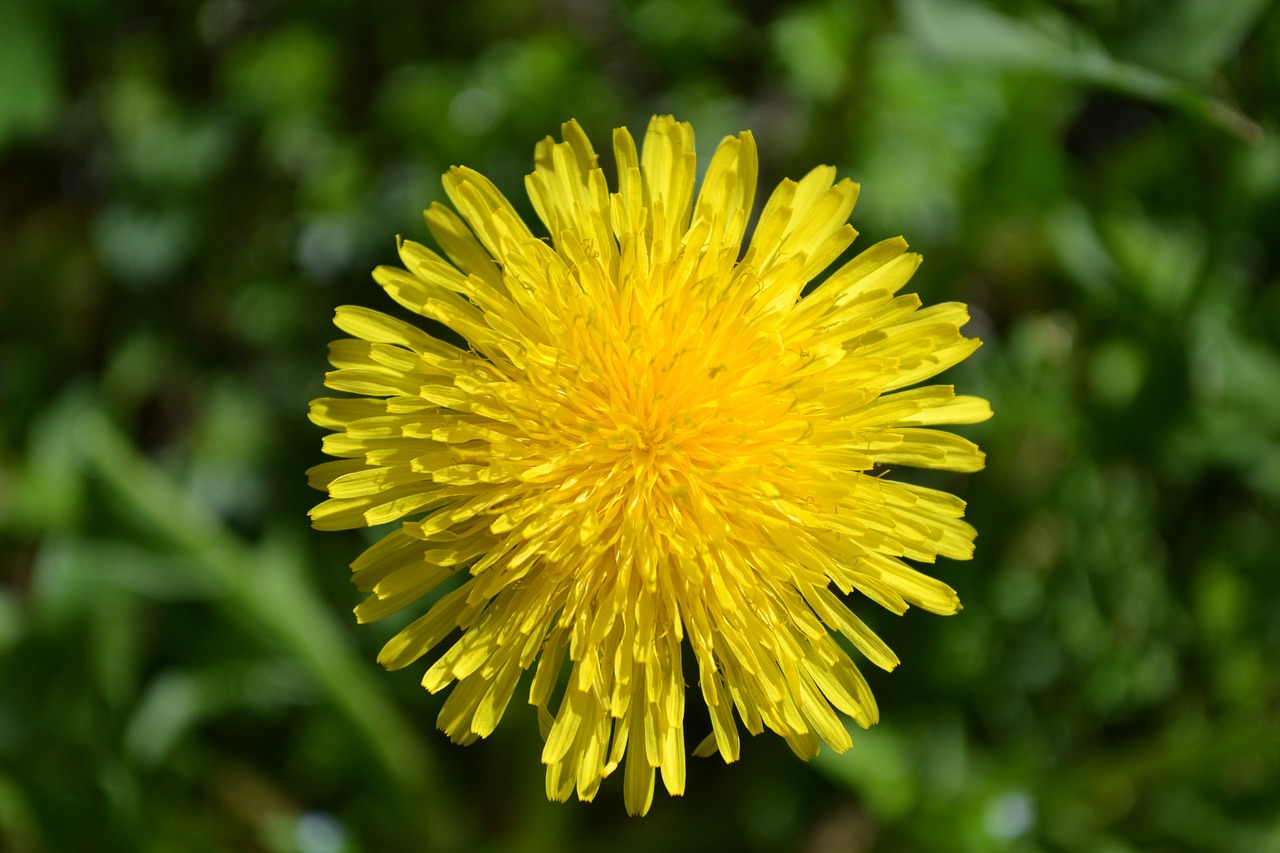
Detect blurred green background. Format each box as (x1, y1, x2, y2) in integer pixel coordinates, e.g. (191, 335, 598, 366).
(2, 0, 1279, 850)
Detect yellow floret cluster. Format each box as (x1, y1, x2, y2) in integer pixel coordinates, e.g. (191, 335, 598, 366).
(308, 116, 990, 815)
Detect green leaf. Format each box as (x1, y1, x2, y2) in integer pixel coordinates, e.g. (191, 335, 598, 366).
(125, 661, 314, 766)
(899, 0, 1262, 141)
(812, 724, 917, 819)
(0, 2, 60, 153)
(73, 406, 473, 850)
(1125, 0, 1275, 83)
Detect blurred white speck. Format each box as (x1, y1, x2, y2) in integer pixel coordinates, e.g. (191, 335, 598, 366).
(984, 790, 1036, 840)
(448, 87, 504, 136)
(296, 218, 355, 283)
(295, 811, 346, 853)
(1034, 312, 1076, 364)
(93, 205, 191, 287)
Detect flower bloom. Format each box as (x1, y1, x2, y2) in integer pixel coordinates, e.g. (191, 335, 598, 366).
(308, 116, 990, 815)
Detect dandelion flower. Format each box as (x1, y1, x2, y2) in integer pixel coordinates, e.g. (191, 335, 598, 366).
(308, 116, 991, 815)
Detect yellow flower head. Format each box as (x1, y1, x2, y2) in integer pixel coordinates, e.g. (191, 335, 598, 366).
(308, 116, 991, 815)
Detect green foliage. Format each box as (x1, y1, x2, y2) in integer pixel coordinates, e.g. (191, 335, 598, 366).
(2, 0, 1278, 850)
